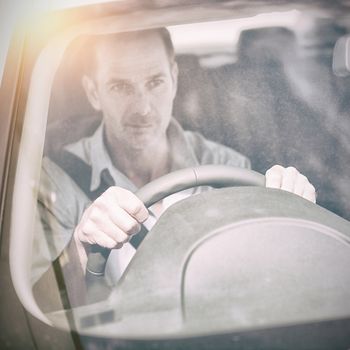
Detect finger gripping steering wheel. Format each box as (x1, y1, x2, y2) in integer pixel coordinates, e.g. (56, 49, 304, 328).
(86, 165, 265, 280)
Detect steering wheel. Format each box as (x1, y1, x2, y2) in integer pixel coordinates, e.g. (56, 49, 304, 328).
(85, 165, 265, 300)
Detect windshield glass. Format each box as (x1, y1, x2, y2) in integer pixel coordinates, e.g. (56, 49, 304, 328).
(46, 11, 350, 219)
(9, 1, 350, 343)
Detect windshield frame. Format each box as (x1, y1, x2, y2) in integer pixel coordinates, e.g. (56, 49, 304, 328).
(7, 0, 350, 340)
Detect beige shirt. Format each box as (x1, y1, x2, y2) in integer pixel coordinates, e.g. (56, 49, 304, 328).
(34, 118, 250, 285)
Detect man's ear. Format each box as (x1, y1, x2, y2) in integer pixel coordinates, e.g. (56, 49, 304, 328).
(82, 75, 101, 111)
(170, 61, 179, 99)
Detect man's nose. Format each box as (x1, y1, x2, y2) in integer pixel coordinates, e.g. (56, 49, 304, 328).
(133, 88, 151, 116)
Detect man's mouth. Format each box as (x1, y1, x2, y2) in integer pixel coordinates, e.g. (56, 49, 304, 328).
(126, 123, 154, 129)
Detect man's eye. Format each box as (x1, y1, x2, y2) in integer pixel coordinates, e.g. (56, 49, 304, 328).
(110, 83, 132, 93)
(147, 78, 164, 90)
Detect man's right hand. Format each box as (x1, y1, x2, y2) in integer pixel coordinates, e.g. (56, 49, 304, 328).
(74, 186, 149, 249)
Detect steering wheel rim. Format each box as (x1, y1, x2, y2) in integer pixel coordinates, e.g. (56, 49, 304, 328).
(136, 165, 265, 207)
(85, 165, 265, 299)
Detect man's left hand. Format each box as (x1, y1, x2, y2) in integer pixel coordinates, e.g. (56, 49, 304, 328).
(265, 165, 316, 203)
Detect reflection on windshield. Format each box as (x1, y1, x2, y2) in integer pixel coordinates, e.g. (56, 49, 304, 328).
(174, 17, 350, 220)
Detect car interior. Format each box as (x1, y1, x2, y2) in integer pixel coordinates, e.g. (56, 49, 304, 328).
(46, 14, 350, 221)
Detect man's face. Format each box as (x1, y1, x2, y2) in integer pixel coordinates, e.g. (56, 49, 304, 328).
(83, 31, 178, 151)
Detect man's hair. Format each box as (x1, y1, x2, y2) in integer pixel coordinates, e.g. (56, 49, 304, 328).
(81, 27, 175, 76)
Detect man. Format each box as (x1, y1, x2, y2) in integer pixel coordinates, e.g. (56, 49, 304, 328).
(36, 28, 316, 287)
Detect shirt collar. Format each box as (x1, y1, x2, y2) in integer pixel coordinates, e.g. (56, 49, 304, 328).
(167, 118, 199, 171)
(66, 118, 199, 192)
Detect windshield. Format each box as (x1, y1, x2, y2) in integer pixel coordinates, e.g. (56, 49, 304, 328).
(9, 1, 350, 345)
(46, 11, 350, 218)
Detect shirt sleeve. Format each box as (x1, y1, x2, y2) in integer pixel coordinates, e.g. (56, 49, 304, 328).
(31, 157, 89, 285)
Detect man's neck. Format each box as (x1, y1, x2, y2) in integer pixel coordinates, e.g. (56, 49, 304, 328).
(104, 132, 171, 188)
